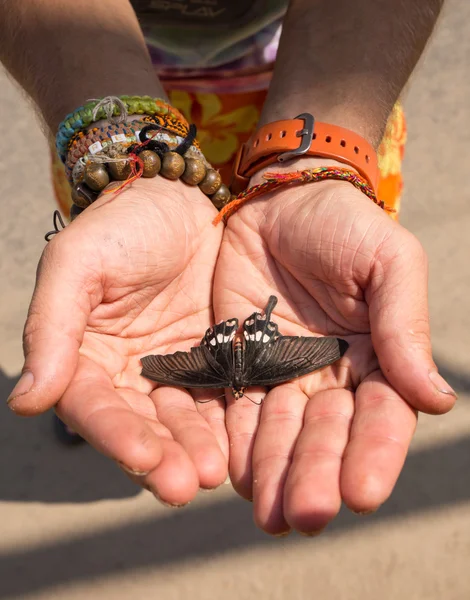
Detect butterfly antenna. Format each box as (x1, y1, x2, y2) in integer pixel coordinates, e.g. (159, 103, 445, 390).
(195, 392, 227, 404)
(263, 295, 278, 319)
(243, 393, 264, 406)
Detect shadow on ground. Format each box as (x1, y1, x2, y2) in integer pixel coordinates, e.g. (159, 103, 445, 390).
(0, 357, 469, 598)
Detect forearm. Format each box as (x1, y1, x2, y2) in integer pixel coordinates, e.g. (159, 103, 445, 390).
(0, 0, 165, 132)
(261, 0, 444, 146)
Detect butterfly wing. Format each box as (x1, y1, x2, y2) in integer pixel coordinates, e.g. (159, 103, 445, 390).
(242, 335, 348, 387)
(141, 318, 238, 389)
(242, 295, 281, 368)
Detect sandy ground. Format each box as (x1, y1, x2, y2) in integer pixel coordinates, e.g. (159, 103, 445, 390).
(0, 2, 469, 598)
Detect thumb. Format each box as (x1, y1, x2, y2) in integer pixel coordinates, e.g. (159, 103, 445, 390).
(7, 234, 100, 415)
(369, 228, 456, 415)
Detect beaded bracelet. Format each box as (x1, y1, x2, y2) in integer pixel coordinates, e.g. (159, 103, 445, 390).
(213, 167, 395, 226)
(56, 96, 188, 162)
(71, 129, 207, 185)
(64, 124, 232, 226)
(66, 119, 204, 184)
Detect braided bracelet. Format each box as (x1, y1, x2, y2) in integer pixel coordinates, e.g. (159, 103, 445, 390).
(56, 96, 187, 162)
(66, 118, 203, 184)
(213, 167, 395, 225)
(66, 112, 195, 161)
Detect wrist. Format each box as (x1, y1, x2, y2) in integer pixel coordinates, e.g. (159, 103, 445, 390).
(249, 156, 356, 187)
(259, 103, 383, 150)
(231, 113, 379, 196)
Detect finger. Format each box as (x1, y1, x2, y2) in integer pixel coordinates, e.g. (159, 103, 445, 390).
(151, 387, 228, 490)
(145, 437, 201, 506)
(225, 388, 265, 500)
(251, 384, 308, 535)
(58, 359, 200, 505)
(119, 438, 202, 507)
(283, 388, 354, 535)
(370, 228, 456, 414)
(8, 231, 100, 415)
(57, 359, 165, 472)
(194, 390, 230, 462)
(341, 370, 417, 513)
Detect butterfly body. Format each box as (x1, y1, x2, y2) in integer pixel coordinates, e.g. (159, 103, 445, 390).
(231, 337, 246, 398)
(141, 296, 348, 400)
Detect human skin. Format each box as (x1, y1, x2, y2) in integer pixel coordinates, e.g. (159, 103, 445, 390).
(1, 0, 456, 534)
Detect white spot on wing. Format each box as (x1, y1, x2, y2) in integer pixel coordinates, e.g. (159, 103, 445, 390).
(256, 314, 266, 321)
(209, 337, 217, 346)
(262, 334, 271, 343)
(255, 331, 262, 341)
(244, 331, 249, 340)
(223, 335, 231, 342)
(217, 333, 224, 343)
(245, 318, 255, 326)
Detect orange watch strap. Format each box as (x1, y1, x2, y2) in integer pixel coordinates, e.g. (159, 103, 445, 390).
(230, 113, 379, 194)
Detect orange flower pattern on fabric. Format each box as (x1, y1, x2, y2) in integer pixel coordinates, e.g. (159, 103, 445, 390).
(376, 102, 407, 219)
(50, 90, 406, 221)
(168, 90, 263, 183)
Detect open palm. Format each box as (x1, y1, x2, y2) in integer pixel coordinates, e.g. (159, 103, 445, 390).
(214, 177, 455, 535)
(11, 178, 227, 505)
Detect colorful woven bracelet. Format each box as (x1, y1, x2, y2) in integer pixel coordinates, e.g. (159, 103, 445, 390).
(56, 96, 188, 162)
(65, 117, 200, 183)
(214, 167, 395, 225)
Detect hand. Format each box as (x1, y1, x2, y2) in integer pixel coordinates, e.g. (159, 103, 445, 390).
(214, 160, 456, 535)
(8, 178, 228, 505)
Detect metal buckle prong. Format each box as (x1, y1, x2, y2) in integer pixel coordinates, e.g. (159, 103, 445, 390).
(277, 113, 315, 163)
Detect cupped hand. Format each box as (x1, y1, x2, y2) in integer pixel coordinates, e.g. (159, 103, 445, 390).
(8, 177, 228, 505)
(214, 162, 456, 535)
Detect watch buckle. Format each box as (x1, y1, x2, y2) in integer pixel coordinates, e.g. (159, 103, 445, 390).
(277, 113, 315, 163)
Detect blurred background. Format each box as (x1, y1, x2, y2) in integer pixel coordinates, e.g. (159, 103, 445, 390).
(0, 1, 469, 598)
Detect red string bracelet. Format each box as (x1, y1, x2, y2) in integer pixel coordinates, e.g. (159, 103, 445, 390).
(213, 167, 395, 226)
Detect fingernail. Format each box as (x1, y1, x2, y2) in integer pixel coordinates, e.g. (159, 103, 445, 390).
(273, 529, 291, 537)
(298, 527, 326, 537)
(7, 370, 34, 404)
(429, 371, 457, 397)
(153, 492, 189, 509)
(352, 509, 376, 516)
(117, 461, 150, 477)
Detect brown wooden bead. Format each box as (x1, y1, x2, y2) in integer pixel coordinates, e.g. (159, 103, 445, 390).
(71, 181, 98, 208)
(139, 150, 161, 177)
(181, 157, 207, 185)
(160, 152, 186, 180)
(210, 184, 232, 209)
(84, 162, 110, 191)
(199, 169, 222, 196)
(107, 156, 132, 180)
(70, 204, 85, 221)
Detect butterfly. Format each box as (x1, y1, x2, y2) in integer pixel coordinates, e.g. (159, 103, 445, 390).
(140, 296, 348, 401)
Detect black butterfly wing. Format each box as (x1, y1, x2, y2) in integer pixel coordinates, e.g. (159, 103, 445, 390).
(140, 318, 238, 388)
(242, 295, 281, 368)
(242, 335, 348, 387)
